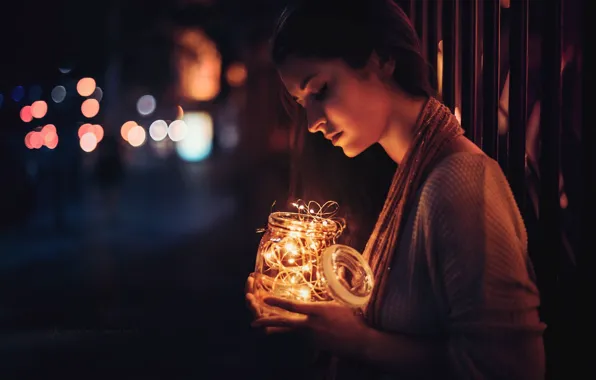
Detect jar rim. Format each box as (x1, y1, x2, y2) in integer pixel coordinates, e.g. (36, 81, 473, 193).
(268, 211, 341, 235)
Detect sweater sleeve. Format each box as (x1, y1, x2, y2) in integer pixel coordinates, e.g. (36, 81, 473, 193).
(420, 153, 546, 380)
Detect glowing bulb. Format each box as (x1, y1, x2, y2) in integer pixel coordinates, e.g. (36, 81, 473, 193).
(149, 120, 168, 141)
(298, 287, 310, 300)
(128, 125, 146, 147)
(81, 98, 100, 118)
(284, 243, 297, 253)
(80, 132, 98, 153)
(77, 77, 96, 97)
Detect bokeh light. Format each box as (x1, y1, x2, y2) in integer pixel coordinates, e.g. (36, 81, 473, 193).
(20, 106, 33, 123)
(78, 123, 93, 139)
(177, 29, 221, 101)
(176, 105, 184, 120)
(30, 132, 43, 149)
(128, 125, 147, 147)
(81, 98, 100, 118)
(31, 100, 48, 119)
(168, 120, 188, 142)
(80, 132, 98, 152)
(93, 124, 104, 143)
(77, 77, 96, 97)
(41, 124, 58, 149)
(12, 86, 25, 102)
(120, 121, 137, 141)
(24, 131, 34, 149)
(91, 87, 103, 102)
(226, 62, 248, 87)
(176, 111, 214, 162)
(149, 120, 168, 141)
(137, 95, 156, 116)
(51, 86, 67, 103)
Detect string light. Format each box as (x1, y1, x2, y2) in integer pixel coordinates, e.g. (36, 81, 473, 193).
(254, 200, 373, 308)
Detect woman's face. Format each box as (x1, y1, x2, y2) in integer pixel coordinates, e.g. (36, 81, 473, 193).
(278, 57, 394, 158)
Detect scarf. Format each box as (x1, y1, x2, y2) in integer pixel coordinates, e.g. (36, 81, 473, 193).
(362, 96, 464, 325)
(315, 97, 464, 380)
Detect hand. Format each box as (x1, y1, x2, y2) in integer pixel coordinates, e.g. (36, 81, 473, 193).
(245, 273, 293, 334)
(251, 296, 372, 358)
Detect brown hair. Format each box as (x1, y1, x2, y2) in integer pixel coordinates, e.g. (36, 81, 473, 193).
(270, 0, 431, 250)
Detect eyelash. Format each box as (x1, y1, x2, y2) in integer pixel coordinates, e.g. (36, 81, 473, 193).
(313, 83, 328, 101)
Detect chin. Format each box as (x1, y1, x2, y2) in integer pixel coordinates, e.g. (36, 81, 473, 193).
(340, 145, 363, 158)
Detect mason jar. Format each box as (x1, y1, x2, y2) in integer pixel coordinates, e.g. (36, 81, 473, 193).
(254, 211, 374, 310)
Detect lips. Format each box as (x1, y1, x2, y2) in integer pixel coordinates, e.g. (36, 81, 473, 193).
(330, 132, 343, 145)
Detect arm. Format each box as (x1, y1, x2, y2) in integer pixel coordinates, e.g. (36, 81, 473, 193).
(358, 326, 448, 379)
(422, 155, 545, 379)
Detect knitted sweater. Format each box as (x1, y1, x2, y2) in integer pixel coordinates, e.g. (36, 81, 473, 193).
(372, 152, 545, 379)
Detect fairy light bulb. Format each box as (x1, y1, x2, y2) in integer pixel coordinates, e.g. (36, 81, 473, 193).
(254, 200, 375, 308)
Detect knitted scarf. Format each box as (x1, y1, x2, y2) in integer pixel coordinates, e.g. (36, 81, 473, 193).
(362, 97, 464, 326)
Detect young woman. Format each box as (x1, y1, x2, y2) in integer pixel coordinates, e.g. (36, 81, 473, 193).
(246, 1, 545, 378)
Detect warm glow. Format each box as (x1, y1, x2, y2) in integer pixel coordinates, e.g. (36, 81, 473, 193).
(92, 124, 104, 143)
(226, 62, 248, 87)
(80, 132, 98, 152)
(24, 132, 34, 149)
(20, 106, 33, 123)
(78, 123, 93, 139)
(41, 124, 57, 147)
(77, 77, 96, 97)
(168, 120, 188, 142)
(128, 125, 147, 147)
(176, 29, 222, 101)
(149, 120, 168, 142)
(437, 40, 443, 97)
(31, 100, 48, 119)
(30, 132, 43, 149)
(176, 105, 184, 120)
(120, 121, 137, 141)
(44, 127, 59, 149)
(81, 98, 100, 118)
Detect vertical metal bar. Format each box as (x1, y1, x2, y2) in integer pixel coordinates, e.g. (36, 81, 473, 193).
(508, 0, 529, 210)
(442, 0, 457, 111)
(427, 0, 439, 92)
(539, 0, 562, 378)
(407, 0, 416, 22)
(482, 0, 500, 159)
(580, 0, 594, 376)
(460, 0, 478, 140)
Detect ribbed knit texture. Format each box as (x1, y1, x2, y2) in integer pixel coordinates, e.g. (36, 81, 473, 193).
(374, 152, 545, 379)
(331, 152, 545, 380)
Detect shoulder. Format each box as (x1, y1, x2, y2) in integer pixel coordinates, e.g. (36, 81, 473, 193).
(421, 152, 506, 209)
(417, 152, 526, 244)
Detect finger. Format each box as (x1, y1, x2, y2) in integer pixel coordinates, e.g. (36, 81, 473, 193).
(263, 296, 319, 315)
(265, 327, 294, 335)
(245, 293, 263, 319)
(245, 274, 255, 294)
(251, 315, 308, 329)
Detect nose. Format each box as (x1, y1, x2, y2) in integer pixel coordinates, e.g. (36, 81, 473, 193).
(306, 106, 326, 134)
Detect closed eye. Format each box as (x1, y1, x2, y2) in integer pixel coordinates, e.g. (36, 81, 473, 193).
(313, 83, 328, 101)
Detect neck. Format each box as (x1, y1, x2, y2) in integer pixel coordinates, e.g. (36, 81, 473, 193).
(378, 94, 429, 164)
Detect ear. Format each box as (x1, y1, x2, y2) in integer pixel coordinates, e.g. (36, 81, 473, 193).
(367, 51, 395, 81)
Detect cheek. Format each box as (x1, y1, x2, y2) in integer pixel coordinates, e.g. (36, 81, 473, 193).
(324, 92, 369, 132)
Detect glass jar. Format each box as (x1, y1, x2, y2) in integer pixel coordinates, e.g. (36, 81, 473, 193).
(254, 211, 374, 310)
